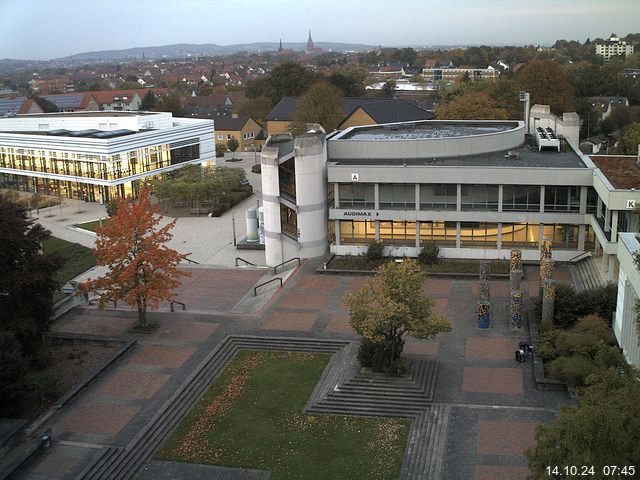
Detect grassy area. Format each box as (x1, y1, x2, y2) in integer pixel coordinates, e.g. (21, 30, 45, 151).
(74, 219, 110, 233)
(157, 350, 409, 480)
(42, 237, 95, 285)
(328, 255, 510, 275)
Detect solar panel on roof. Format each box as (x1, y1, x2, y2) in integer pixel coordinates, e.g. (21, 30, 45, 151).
(0, 97, 27, 116)
(68, 129, 101, 137)
(42, 94, 84, 109)
(47, 129, 70, 136)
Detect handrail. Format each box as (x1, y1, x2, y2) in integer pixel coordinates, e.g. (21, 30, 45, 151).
(254, 277, 283, 296)
(568, 251, 592, 263)
(170, 300, 186, 312)
(181, 256, 200, 265)
(236, 257, 257, 267)
(273, 257, 301, 275)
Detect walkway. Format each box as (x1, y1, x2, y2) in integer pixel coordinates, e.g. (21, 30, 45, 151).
(16, 259, 570, 480)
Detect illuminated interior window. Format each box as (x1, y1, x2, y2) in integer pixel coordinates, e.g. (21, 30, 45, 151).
(339, 220, 375, 244)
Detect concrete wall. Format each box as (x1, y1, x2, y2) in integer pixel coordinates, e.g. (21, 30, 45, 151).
(329, 121, 525, 160)
(614, 232, 640, 367)
(529, 105, 580, 147)
(260, 146, 283, 266)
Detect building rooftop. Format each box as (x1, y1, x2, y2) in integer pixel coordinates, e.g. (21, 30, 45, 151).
(590, 155, 640, 189)
(16, 111, 157, 118)
(340, 121, 516, 141)
(330, 137, 587, 169)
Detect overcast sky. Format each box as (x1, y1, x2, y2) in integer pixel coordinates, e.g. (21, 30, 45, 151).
(1, 0, 639, 60)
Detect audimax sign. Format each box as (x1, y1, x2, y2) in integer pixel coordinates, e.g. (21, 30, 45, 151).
(340, 210, 379, 218)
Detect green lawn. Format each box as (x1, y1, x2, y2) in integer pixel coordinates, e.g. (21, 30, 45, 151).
(42, 237, 95, 285)
(74, 219, 110, 233)
(157, 350, 409, 480)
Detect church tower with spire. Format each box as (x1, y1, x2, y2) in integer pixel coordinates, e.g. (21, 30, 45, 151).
(278, 39, 283, 52)
(306, 29, 314, 52)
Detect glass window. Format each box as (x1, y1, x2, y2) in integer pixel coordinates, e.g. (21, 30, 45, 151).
(280, 204, 297, 239)
(338, 183, 374, 208)
(459, 222, 498, 248)
(420, 184, 456, 210)
(501, 223, 540, 247)
(419, 221, 456, 246)
(502, 185, 540, 211)
(278, 157, 296, 202)
(339, 220, 375, 244)
(460, 185, 498, 211)
(379, 221, 416, 245)
(379, 184, 415, 209)
(541, 224, 579, 249)
(544, 186, 580, 212)
(586, 187, 598, 214)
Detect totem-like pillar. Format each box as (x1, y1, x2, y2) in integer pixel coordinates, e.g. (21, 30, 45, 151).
(477, 300, 490, 329)
(540, 239, 552, 261)
(479, 261, 490, 281)
(541, 279, 556, 324)
(510, 269, 522, 294)
(510, 291, 523, 329)
(539, 257, 555, 294)
(510, 249, 522, 271)
(479, 280, 490, 302)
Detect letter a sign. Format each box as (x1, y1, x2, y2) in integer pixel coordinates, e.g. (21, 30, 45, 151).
(351, 173, 359, 181)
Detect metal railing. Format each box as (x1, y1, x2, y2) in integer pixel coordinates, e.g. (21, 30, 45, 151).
(273, 257, 300, 275)
(170, 300, 186, 312)
(235, 257, 257, 267)
(568, 251, 592, 263)
(254, 277, 283, 296)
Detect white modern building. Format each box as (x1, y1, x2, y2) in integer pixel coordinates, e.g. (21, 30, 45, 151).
(614, 232, 640, 367)
(0, 111, 214, 202)
(259, 107, 640, 281)
(595, 33, 634, 61)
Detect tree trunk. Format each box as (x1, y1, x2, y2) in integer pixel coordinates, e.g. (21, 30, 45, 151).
(137, 297, 147, 327)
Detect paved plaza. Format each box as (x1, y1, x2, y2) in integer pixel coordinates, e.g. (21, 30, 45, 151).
(17, 176, 571, 479)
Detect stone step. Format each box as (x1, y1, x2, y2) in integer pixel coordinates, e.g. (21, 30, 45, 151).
(76, 446, 123, 480)
(305, 404, 421, 418)
(83, 336, 353, 480)
(331, 385, 430, 398)
(323, 394, 429, 410)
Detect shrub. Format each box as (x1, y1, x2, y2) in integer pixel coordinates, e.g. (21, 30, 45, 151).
(106, 198, 118, 217)
(554, 331, 603, 358)
(215, 143, 226, 158)
(536, 325, 559, 362)
(366, 241, 384, 261)
(574, 283, 617, 325)
(418, 242, 439, 265)
(251, 164, 261, 174)
(0, 333, 27, 417)
(551, 283, 579, 328)
(548, 355, 596, 387)
(571, 314, 613, 343)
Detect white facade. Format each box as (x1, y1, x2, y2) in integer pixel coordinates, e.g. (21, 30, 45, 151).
(596, 36, 634, 61)
(0, 111, 214, 201)
(614, 233, 640, 367)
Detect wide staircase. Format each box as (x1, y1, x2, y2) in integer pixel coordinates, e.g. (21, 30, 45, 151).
(571, 255, 607, 291)
(77, 336, 450, 480)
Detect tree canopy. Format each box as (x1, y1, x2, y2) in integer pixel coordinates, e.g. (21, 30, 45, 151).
(437, 91, 510, 120)
(153, 165, 246, 205)
(526, 369, 640, 478)
(0, 194, 62, 355)
(517, 60, 575, 114)
(245, 61, 318, 106)
(83, 187, 189, 326)
(620, 122, 640, 155)
(343, 259, 451, 370)
(292, 81, 344, 132)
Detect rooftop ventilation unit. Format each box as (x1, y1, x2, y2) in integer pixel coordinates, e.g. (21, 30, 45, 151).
(535, 126, 560, 151)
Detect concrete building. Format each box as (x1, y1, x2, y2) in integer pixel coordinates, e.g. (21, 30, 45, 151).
(614, 232, 640, 367)
(595, 33, 634, 61)
(259, 106, 640, 284)
(0, 111, 214, 202)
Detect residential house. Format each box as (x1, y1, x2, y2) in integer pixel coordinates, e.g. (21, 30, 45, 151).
(596, 34, 634, 61)
(0, 97, 43, 117)
(40, 93, 99, 112)
(588, 96, 629, 120)
(214, 112, 263, 151)
(265, 97, 434, 136)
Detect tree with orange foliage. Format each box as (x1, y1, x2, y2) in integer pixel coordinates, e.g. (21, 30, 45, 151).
(83, 187, 189, 327)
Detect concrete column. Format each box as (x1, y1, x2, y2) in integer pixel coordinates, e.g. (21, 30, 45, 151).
(479, 280, 490, 301)
(415, 184, 420, 212)
(510, 292, 523, 329)
(375, 220, 380, 241)
(579, 186, 588, 214)
(260, 146, 283, 267)
(415, 221, 420, 248)
(293, 135, 328, 259)
(539, 185, 545, 213)
(456, 221, 461, 249)
(609, 255, 615, 282)
(497, 222, 502, 250)
(604, 207, 611, 232)
(510, 249, 522, 271)
(578, 225, 586, 251)
(479, 261, 490, 281)
(335, 220, 341, 246)
(510, 270, 522, 292)
(540, 257, 555, 294)
(498, 184, 503, 213)
(374, 183, 379, 210)
(333, 183, 340, 208)
(597, 196, 603, 218)
(611, 210, 619, 241)
(456, 184, 462, 211)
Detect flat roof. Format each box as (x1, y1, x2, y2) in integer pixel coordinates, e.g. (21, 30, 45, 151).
(591, 155, 640, 189)
(17, 111, 157, 118)
(330, 137, 587, 169)
(340, 121, 517, 141)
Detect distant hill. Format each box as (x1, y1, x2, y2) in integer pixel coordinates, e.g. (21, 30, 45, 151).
(57, 42, 379, 61)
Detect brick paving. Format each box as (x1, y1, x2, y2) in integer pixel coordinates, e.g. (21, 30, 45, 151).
(462, 367, 524, 395)
(19, 259, 573, 480)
